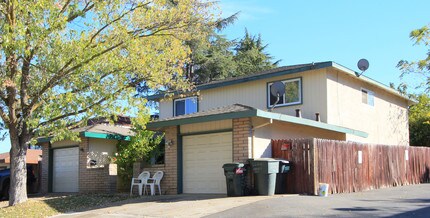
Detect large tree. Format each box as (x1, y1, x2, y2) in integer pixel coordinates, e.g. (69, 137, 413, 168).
(398, 24, 430, 93)
(234, 29, 280, 77)
(184, 14, 280, 84)
(0, 0, 216, 205)
(397, 24, 430, 146)
(408, 94, 430, 147)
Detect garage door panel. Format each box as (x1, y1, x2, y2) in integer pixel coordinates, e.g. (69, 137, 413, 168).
(183, 132, 232, 194)
(53, 147, 79, 192)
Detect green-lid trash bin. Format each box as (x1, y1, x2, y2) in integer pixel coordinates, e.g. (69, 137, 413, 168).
(222, 163, 246, 197)
(249, 158, 279, 196)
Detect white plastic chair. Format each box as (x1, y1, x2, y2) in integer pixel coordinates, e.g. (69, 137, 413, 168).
(146, 171, 164, 196)
(130, 171, 150, 196)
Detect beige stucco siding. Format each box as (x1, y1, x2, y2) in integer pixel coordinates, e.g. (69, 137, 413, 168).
(326, 69, 409, 145)
(159, 68, 328, 122)
(159, 100, 171, 119)
(252, 119, 346, 158)
(87, 138, 117, 167)
(180, 120, 232, 134)
(51, 140, 79, 148)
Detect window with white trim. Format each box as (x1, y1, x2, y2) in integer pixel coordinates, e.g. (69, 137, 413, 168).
(267, 78, 302, 107)
(361, 88, 374, 106)
(174, 96, 198, 116)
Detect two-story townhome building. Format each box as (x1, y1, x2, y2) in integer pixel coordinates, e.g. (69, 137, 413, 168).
(146, 61, 414, 195)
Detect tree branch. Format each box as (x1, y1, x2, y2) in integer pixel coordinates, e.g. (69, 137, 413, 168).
(29, 42, 124, 113)
(59, 0, 72, 14)
(87, 2, 149, 47)
(37, 85, 128, 128)
(67, 2, 95, 23)
(21, 24, 36, 117)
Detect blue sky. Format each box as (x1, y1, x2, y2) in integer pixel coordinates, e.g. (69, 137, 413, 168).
(219, 0, 429, 89)
(0, 0, 429, 153)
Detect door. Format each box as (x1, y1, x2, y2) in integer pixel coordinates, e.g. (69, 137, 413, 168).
(53, 147, 79, 192)
(183, 132, 232, 194)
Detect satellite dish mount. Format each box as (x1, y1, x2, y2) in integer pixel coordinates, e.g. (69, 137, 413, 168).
(355, 59, 369, 77)
(269, 81, 285, 112)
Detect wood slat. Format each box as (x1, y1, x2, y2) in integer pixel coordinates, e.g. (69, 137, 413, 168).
(272, 138, 430, 195)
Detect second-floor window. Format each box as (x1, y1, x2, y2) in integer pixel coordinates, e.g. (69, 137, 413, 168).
(361, 88, 374, 106)
(174, 96, 198, 116)
(267, 78, 302, 107)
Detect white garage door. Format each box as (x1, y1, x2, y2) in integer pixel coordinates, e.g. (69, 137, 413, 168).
(53, 147, 79, 192)
(183, 132, 232, 194)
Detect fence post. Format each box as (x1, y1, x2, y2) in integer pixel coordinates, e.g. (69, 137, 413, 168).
(311, 138, 319, 195)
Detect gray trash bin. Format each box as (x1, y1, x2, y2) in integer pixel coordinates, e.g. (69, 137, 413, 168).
(250, 158, 279, 195)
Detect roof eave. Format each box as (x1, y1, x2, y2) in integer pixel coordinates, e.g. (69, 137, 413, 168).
(330, 62, 416, 105)
(146, 62, 333, 101)
(81, 132, 131, 141)
(147, 107, 368, 138)
(256, 110, 368, 138)
(37, 131, 131, 144)
(147, 109, 258, 129)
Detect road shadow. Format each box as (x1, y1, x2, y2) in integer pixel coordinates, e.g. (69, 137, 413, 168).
(385, 206, 430, 218)
(334, 207, 379, 212)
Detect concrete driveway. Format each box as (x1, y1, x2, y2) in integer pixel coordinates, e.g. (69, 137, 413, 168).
(55, 184, 430, 218)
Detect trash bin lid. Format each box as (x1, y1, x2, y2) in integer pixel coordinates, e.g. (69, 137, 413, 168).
(222, 162, 244, 168)
(274, 158, 289, 164)
(252, 158, 279, 162)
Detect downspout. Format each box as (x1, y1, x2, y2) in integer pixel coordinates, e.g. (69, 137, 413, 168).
(251, 119, 273, 158)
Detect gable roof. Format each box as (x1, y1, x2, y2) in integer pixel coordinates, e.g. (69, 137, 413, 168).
(147, 104, 368, 138)
(0, 149, 42, 164)
(37, 124, 134, 143)
(147, 61, 414, 104)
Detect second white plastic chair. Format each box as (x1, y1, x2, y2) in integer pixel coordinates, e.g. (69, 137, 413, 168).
(146, 171, 164, 196)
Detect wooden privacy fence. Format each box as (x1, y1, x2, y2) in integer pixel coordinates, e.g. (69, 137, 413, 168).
(272, 138, 430, 195)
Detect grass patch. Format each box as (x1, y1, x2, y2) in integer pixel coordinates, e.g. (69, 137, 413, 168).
(0, 194, 134, 218)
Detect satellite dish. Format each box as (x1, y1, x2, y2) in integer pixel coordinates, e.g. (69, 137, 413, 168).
(356, 59, 369, 77)
(270, 81, 285, 97)
(269, 81, 285, 111)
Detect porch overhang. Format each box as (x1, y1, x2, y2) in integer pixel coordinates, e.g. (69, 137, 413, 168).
(147, 104, 368, 138)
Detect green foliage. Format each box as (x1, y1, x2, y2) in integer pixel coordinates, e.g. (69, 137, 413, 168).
(0, 0, 216, 143)
(234, 29, 280, 76)
(398, 24, 430, 93)
(115, 113, 163, 183)
(188, 23, 280, 84)
(0, 0, 217, 205)
(191, 35, 237, 83)
(409, 94, 430, 146)
(284, 81, 299, 103)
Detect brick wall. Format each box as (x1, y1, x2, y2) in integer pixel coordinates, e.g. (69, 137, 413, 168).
(132, 126, 178, 195)
(130, 164, 166, 195)
(233, 118, 252, 162)
(40, 142, 49, 194)
(78, 137, 117, 193)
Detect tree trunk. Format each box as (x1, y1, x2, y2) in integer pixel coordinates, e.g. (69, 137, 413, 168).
(8, 134, 28, 206)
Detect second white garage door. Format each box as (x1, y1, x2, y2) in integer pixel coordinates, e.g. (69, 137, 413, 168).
(183, 132, 232, 194)
(53, 147, 79, 192)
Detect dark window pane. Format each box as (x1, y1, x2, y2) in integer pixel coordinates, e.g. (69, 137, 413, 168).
(175, 100, 185, 116)
(362, 89, 368, 104)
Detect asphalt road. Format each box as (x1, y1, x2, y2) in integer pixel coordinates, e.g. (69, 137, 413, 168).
(56, 184, 430, 217)
(206, 184, 430, 218)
